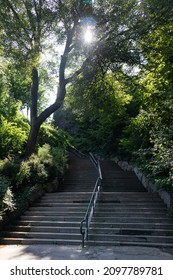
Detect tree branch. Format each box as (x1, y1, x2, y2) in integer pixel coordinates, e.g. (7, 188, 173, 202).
(33, 0, 39, 19)
(5, 0, 32, 44)
(22, 0, 35, 30)
(37, 99, 62, 125)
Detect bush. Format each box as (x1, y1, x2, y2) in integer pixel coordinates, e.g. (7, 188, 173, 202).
(0, 157, 19, 185)
(50, 146, 68, 176)
(142, 128, 173, 193)
(119, 110, 154, 155)
(0, 176, 15, 218)
(16, 144, 68, 187)
(38, 125, 72, 150)
(16, 153, 49, 186)
(0, 117, 29, 158)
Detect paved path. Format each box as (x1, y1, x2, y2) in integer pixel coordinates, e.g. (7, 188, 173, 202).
(0, 245, 173, 260)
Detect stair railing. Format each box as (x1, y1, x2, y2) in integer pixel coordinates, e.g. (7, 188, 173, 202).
(69, 147, 87, 159)
(80, 152, 102, 247)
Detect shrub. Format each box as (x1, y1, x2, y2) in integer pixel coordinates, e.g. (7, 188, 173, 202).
(50, 146, 68, 176)
(16, 144, 68, 187)
(0, 117, 29, 158)
(0, 176, 15, 218)
(0, 157, 19, 184)
(16, 153, 49, 186)
(143, 129, 173, 193)
(119, 110, 153, 155)
(38, 125, 72, 150)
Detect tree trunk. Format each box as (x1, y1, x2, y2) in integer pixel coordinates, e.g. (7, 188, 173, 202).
(25, 121, 40, 157)
(24, 24, 78, 158)
(25, 84, 66, 157)
(24, 67, 39, 157)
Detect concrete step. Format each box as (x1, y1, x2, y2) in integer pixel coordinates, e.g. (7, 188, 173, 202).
(99, 192, 162, 202)
(93, 212, 168, 218)
(29, 205, 88, 211)
(43, 192, 92, 197)
(25, 203, 168, 212)
(0, 238, 80, 245)
(87, 240, 173, 248)
(19, 216, 84, 222)
(3, 229, 173, 243)
(91, 221, 173, 229)
(2, 232, 173, 245)
(16, 221, 81, 227)
(4, 225, 80, 233)
(1, 231, 81, 240)
(94, 207, 167, 213)
(97, 202, 166, 207)
(5, 225, 173, 236)
(26, 208, 167, 215)
(89, 233, 173, 243)
(33, 201, 90, 207)
(22, 211, 169, 220)
(90, 227, 173, 236)
(19, 215, 173, 224)
(91, 216, 173, 223)
(24, 211, 86, 217)
(29, 206, 88, 211)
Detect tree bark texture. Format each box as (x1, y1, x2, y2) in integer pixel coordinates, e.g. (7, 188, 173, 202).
(25, 26, 76, 157)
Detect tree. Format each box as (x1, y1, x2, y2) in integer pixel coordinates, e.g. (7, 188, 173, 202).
(119, 0, 173, 164)
(0, 0, 157, 157)
(0, 0, 91, 156)
(62, 70, 133, 154)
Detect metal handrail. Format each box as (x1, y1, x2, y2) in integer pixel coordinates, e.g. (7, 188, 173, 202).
(69, 147, 87, 159)
(80, 153, 102, 247)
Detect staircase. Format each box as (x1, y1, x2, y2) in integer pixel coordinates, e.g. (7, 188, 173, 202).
(1, 154, 173, 247)
(0, 154, 97, 245)
(88, 160, 173, 247)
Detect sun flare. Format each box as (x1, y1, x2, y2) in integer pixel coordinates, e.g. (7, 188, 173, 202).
(83, 28, 93, 44)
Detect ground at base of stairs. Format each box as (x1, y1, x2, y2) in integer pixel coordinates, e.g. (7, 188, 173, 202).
(0, 245, 173, 260)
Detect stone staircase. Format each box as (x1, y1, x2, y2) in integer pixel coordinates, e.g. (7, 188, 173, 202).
(0, 154, 97, 245)
(88, 160, 173, 247)
(1, 154, 173, 247)
(89, 192, 173, 247)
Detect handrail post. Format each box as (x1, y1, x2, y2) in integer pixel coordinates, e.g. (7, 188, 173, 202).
(82, 232, 85, 248)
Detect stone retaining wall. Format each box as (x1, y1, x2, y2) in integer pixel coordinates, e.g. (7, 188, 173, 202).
(114, 157, 172, 208)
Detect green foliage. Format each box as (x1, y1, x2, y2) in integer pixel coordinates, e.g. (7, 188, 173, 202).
(0, 157, 19, 184)
(119, 110, 153, 154)
(38, 143, 68, 176)
(6, 65, 31, 108)
(16, 154, 48, 186)
(0, 176, 15, 217)
(0, 117, 29, 158)
(14, 185, 41, 214)
(117, 4, 173, 198)
(142, 127, 173, 192)
(38, 125, 72, 150)
(0, 80, 30, 158)
(64, 71, 133, 155)
(49, 146, 68, 176)
(16, 144, 68, 187)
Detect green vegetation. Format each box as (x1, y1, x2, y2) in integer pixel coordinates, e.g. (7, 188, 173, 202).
(0, 176, 15, 218)
(0, 134, 70, 221)
(64, 71, 133, 156)
(1, 0, 173, 220)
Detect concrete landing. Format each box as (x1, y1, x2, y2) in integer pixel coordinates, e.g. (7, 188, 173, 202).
(0, 245, 173, 260)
